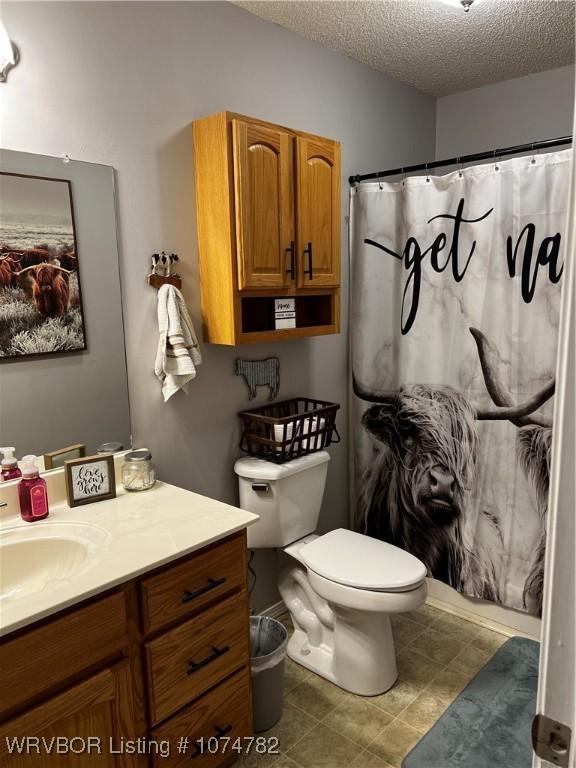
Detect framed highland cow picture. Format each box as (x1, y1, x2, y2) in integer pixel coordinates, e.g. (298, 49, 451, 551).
(0, 172, 87, 360)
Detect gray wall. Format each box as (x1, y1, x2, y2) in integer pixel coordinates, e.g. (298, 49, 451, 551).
(0, 151, 131, 459)
(0, 1, 436, 609)
(436, 65, 575, 158)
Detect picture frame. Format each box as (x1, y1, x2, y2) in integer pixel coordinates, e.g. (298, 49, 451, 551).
(64, 453, 116, 508)
(0, 172, 87, 360)
(43, 443, 86, 470)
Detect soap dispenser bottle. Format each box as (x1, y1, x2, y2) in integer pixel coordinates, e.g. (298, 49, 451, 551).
(1, 447, 22, 482)
(18, 455, 49, 522)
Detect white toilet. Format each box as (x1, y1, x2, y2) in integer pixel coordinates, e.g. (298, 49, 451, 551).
(234, 450, 427, 696)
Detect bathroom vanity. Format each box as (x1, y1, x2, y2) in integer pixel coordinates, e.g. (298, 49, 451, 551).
(0, 479, 258, 767)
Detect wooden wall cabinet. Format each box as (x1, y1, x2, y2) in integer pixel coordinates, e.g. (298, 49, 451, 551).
(0, 532, 251, 767)
(193, 111, 341, 345)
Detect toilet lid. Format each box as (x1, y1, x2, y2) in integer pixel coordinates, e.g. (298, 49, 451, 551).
(300, 529, 427, 592)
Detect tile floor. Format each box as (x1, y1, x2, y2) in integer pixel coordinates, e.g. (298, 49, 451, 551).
(240, 604, 508, 768)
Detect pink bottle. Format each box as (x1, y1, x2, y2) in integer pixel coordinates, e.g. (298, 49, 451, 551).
(18, 455, 49, 523)
(1, 447, 22, 482)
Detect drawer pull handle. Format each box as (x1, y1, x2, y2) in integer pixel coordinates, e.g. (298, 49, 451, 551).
(286, 241, 296, 279)
(214, 724, 232, 738)
(187, 644, 230, 675)
(304, 241, 313, 280)
(181, 576, 226, 604)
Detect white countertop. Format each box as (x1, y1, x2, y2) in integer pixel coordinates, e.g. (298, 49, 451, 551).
(0, 481, 258, 637)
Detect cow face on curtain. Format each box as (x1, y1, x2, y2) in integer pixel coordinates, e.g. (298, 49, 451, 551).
(350, 150, 569, 616)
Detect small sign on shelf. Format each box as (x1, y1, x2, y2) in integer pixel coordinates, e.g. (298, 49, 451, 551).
(274, 298, 296, 330)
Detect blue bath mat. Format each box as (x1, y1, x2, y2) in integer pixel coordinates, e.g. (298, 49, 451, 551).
(402, 636, 540, 768)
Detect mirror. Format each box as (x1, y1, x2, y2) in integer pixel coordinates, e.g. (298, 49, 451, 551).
(0, 150, 131, 465)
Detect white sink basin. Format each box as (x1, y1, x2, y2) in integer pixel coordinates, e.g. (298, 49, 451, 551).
(0, 522, 111, 602)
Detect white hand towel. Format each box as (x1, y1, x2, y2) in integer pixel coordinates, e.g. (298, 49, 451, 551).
(155, 284, 202, 402)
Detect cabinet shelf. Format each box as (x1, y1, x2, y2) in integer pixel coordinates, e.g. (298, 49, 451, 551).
(241, 294, 335, 334)
(193, 111, 341, 345)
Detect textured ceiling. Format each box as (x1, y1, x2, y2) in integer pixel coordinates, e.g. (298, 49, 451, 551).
(234, 0, 575, 96)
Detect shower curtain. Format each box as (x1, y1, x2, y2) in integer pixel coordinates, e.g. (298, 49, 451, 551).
(350, 150, 570, 615)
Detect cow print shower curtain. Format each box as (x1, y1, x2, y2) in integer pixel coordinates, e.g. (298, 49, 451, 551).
(350, 150, 571, 616)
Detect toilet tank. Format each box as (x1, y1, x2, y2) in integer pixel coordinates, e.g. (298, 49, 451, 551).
(234, 451, 330, 549)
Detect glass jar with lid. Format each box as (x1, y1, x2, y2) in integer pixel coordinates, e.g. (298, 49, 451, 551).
(97, 441, 124, 455)
(121, 449, 156, 492)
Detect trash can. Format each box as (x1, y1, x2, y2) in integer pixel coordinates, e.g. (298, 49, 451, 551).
(250, 616, 288, 732)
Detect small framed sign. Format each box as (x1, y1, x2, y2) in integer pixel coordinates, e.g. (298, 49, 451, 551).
(274, 298, 296, 330)
(64, 454, 116, 508)
(44, 443, 86, 470)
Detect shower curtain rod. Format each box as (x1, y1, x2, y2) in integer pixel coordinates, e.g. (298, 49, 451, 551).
(348, 135, 573, 185)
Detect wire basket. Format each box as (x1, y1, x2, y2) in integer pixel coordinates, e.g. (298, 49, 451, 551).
(239, 398, 340, 463)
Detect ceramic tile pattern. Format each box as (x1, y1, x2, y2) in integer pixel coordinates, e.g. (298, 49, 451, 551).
(239, 606, 508, 768)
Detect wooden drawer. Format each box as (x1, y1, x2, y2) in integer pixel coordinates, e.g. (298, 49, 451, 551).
(146, 592, 249, 725)
(0, 592, 127, 719)
(140, 533, 246, 635)
(151, 667, 251, 767)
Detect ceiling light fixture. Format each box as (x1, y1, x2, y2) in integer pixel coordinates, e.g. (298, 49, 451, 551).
(439, 0, 480, 11)
(0, 21, 20, 83)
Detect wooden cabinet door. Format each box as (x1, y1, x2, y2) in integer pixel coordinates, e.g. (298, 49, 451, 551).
(0, 592, 127, 720)
(0, 665, 140, 767)
(233, 120, 294, 290)
(296, 136, 340, 288)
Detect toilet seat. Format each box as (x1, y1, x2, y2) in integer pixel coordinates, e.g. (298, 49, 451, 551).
(300, 528, 427, 593)
(307, 568, 427, 614)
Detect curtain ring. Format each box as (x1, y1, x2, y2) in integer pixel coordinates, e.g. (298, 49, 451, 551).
(531, 143, 538, 165)
(494, 150, 500, 172)
(377, 171, 383, 190)
(457, 157, 463, 178)
(425, 163, 430, 183)
(401, 168, 406, 186)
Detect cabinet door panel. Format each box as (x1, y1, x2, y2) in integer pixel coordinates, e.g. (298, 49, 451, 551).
(296, 136, 340, 288)
(0, 665, 139, 767)
(0, 591, 127, 720)
(233, 120, 294, 290)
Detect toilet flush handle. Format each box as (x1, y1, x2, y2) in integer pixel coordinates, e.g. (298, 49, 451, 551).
(251, 482, 270, 493)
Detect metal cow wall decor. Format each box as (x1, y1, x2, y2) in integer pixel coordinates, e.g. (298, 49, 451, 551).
(235, 357, 280, 401)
